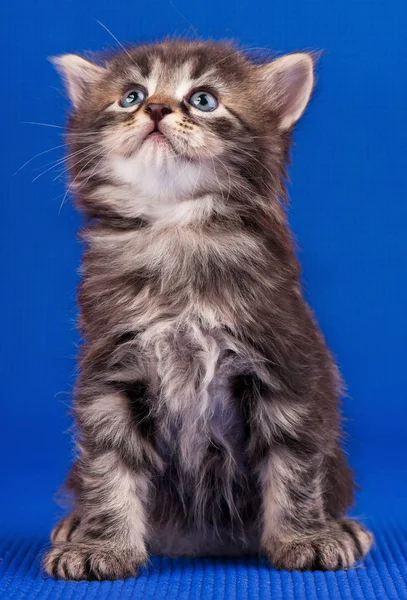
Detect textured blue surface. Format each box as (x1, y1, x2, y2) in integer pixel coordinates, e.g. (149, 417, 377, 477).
(1, 520, 407, 599)
(1, 0, 407, 597)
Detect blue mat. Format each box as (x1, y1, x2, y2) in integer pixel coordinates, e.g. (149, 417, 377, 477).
(1, 521, 407, 600)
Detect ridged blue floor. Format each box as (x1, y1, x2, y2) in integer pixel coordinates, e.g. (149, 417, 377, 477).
(1, 520, 407, 599)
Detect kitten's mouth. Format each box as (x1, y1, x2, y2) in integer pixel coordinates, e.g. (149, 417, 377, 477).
(145, 124, 167, 142)
(148, 132, 166, 139)
(143, 124, 181, 157)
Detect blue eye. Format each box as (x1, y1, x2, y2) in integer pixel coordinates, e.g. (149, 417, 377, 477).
(188, 91, 218, 112)
(120, 88, 146, 108)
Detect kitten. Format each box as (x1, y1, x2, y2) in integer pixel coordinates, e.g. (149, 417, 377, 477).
(44, 39, 373, 580)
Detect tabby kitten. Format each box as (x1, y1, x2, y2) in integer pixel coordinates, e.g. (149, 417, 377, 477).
(44, 39, 373, 580)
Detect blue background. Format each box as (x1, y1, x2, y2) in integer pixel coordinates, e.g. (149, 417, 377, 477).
(1, 1, 407, 598)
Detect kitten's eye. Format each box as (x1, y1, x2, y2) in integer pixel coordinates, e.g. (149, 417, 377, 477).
(188, 91, 218, 112)
(120, 88, 146, 108)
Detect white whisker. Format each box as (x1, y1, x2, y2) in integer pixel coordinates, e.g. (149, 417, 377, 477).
(21, 121, 64, 129)
(13, 144, 67, 176)
(95, 20, 138, 69)
(211, 47, 271, 68)
(31, 143, 99, 182)
(58, 138, 122, 214)
(58, 147, 106, 214)
(52, 144, 101, 181)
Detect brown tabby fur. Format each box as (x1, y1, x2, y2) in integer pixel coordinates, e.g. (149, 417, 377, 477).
(43, 39, 372, 580)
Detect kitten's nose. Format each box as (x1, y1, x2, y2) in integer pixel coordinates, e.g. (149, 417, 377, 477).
(145, 103, 173, 123)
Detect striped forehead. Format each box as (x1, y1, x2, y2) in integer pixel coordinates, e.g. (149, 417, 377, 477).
(132, 58, 226, 101)
(144, 58, 194, 99)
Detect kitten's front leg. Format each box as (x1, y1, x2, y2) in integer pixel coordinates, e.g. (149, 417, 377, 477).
(259, 446, 373, 570)
(44, 451, 150, 580)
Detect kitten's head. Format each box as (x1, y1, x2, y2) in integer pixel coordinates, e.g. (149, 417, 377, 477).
(53, 40, 314, 222)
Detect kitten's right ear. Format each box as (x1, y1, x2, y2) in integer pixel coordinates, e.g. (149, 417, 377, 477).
(50, 54, 106, 108)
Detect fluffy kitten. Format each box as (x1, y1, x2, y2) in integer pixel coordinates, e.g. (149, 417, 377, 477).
(44, 39, 373, 580)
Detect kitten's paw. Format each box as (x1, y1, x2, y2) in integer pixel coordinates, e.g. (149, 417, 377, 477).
(43, 543, 148, 581)
(268, 518, 373, 571)
(50, 513, 80, 544)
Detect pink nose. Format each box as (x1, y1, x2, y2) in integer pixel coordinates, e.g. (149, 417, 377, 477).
(145, 103, 172, 123)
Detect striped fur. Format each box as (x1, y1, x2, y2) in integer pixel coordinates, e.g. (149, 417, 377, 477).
(43, 39, 372, 580)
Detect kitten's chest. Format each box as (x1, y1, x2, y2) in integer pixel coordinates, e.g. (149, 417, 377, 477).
(142, 319, 248, 471)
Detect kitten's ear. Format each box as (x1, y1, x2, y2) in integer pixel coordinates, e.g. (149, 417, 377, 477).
(258, 53, 314, 130)
(50, 54, 106, 108)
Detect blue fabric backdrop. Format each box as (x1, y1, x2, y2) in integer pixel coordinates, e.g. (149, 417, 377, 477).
(1, 0, 406, 598)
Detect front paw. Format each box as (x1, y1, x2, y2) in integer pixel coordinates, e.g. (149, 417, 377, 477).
(267, 518, 373, 571)
(43, 543, 148, 581)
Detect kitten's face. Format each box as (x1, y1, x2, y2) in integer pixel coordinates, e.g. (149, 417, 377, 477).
(54, 41, 314, 220)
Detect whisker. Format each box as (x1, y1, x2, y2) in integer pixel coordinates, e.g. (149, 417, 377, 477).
(52, 144, 101, 181)
(34, 146, 93, 172)
(168, 0, 199, 38)
(31, 143, 99, 182)
(30, 148, 86, 173)
(206, 148, 259, 204)
(77, 138, 124, 194)
(21, 121, 64, 129)
(95, 19, 138, 69)
(211, 47, 272, 69)
(58, 149, 105, 214)
(59, 139, 122, 214)
(13, 144, 67, 176)
(232, 146, 278, 191)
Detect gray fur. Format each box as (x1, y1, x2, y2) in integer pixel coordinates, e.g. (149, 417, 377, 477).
(43, 39, 372, 580)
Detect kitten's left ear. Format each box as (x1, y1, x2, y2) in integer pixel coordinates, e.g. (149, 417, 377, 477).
(258, 53, 314, 130)
(50, 54, 106, 108)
